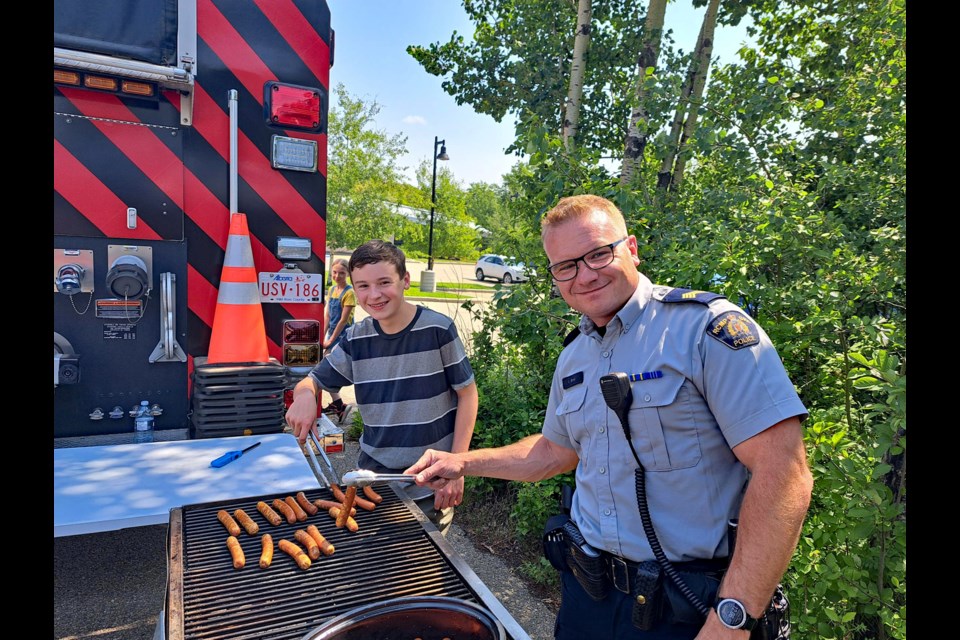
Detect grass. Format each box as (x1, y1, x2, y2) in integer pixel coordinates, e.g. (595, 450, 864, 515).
(408, 282, 486, 299)
(438, 281, 490, 290)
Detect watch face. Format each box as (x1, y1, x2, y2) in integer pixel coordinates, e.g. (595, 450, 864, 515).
(717, 599, 747, 629)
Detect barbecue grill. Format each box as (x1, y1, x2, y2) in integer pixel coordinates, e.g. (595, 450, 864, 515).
(164, 484, 531, 640)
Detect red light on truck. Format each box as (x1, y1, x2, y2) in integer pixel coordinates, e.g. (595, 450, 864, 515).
(283, 319, 321, 344)
(264, 82, 323, 131)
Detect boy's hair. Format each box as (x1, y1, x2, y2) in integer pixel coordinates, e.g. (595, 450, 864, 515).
(348, 239, 407, 277)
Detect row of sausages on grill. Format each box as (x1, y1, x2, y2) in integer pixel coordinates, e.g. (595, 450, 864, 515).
(217, 483, 383, 570)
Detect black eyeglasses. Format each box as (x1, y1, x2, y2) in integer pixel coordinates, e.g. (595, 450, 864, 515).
(547, 238, 628, 281)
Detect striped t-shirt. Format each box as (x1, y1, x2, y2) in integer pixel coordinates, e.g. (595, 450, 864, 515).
(309, 306, 475, 474)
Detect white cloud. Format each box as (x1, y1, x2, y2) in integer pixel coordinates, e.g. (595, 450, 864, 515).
(402, 115, 427, 125)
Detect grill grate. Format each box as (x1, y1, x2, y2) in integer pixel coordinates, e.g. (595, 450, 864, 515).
(167, 485, 522, 640)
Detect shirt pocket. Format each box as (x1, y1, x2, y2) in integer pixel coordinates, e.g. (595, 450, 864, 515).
(555, 385, 588, 452)
(627, 373, 702, 471)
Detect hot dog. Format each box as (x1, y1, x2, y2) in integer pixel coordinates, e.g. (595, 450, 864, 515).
(284, 495, 309, 522)
(233, 508, 259, 535)
(331, 482, 377, 511)
(272, 498, 297, 524)
(337, 486, 358, 528)
(217, 509, 242, 536)
(256, 500, 283, 526)
(226, 535, 245, 569)
(295, 491, 319, 515)
(259, 534, 274, 569)
(328, 506, 359, 532)
(278, 538, 312, 570)
(362, 485, 383, 505)
(294, 529, 321, 560)
(306, 524, 335, 556)
(313, 499, 356, 516)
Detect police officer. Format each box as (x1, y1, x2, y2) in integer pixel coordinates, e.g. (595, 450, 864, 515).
(405, 194, 813, 639)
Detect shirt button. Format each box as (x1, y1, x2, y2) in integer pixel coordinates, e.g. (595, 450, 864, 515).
(602, 351, 610, 358)
(599, 467, 606, 474)
(599, 426, 605, 434)
(603, 509, 611, 516)
(644, 394, 652, 402)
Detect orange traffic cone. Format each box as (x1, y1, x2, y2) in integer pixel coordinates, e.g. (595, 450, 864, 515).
(207, 213, 270, 364)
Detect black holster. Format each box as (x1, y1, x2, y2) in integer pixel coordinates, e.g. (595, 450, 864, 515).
(753, 584, 791, 640)
(542, 513, 570, 573)
(561, 520, 610, 601)
(630, 560, 663, 631)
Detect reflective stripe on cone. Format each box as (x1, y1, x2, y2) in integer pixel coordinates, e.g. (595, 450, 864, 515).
(207, 213, 270, 364)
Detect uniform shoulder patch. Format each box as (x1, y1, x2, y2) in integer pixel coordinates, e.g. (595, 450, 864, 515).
(653, 286, 726, 305)
(706, 311, 760, 350)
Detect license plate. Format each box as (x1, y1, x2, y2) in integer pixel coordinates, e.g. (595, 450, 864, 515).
(258, 272, 324, 303)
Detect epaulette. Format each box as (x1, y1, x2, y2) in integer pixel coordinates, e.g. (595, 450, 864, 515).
(561, 327, 581, 348)
(652, 286, 726, 305)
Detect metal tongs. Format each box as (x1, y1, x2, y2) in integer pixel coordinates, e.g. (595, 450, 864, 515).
(340, 469, 418, 487)
(303, 429, 338, 488)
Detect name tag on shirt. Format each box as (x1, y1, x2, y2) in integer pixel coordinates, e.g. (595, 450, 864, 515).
(562, 371, 584, 389)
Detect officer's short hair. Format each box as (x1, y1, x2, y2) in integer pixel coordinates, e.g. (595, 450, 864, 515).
(542, 195, 627, 235)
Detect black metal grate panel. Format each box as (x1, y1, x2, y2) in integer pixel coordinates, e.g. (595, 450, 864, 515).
(168, 486, 513, 640)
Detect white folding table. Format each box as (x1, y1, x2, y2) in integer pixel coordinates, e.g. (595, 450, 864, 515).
(54, 432, 321, 537)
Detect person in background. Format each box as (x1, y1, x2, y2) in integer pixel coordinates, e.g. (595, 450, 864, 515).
(404, 195, 813, 638)
(286, 240, 478, 535)
(321, 258, 355, 421)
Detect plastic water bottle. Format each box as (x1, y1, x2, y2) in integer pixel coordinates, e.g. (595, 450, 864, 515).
(134, 400, 155, 443)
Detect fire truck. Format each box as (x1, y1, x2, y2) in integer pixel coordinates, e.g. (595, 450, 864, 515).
(54, 0, 333, 438)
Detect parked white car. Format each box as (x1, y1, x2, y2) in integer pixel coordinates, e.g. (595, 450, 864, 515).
(474, 254, 536, 283)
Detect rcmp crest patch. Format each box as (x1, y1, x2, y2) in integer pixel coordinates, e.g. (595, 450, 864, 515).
(706, 311, 760, 350)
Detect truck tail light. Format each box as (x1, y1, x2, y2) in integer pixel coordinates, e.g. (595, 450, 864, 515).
(264, 81, 324, 131)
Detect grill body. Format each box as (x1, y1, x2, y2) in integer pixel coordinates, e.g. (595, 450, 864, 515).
(166, 485, 530, 640)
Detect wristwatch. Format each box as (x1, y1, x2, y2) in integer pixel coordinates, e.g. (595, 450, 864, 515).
(714, 597, 759, 631)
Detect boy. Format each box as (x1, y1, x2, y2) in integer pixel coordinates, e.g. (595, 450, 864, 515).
(285, 239, 478, 534)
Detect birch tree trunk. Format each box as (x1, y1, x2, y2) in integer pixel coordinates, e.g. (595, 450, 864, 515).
(619, 0, 668, 186)
(657, 0, 719, 192)
(562, 0, 593, 151)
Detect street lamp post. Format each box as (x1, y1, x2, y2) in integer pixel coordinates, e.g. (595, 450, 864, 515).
(422, 136, 448, 292)
(427, 136, 449, 271)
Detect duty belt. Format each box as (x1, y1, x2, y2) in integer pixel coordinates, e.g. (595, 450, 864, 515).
(601, 552, 728, 594)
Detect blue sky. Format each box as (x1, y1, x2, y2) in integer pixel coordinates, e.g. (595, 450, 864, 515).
(328, 0, 751, 187)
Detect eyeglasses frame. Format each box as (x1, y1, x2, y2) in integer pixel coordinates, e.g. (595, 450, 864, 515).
(547, 237, 629, 282)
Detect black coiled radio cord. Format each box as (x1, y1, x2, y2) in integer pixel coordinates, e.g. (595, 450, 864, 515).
(599, 372, 710, 617)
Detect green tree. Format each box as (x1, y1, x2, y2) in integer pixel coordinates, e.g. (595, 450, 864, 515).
(326, 84, 410, 250)
(409, 161, 480, 262)
(431, 1, 905, 638)
(407, 0, 654, 155)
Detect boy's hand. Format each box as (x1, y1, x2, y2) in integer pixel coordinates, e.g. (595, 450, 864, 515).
(285, 396, 319, 445)
(435, 476, 465, 509)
